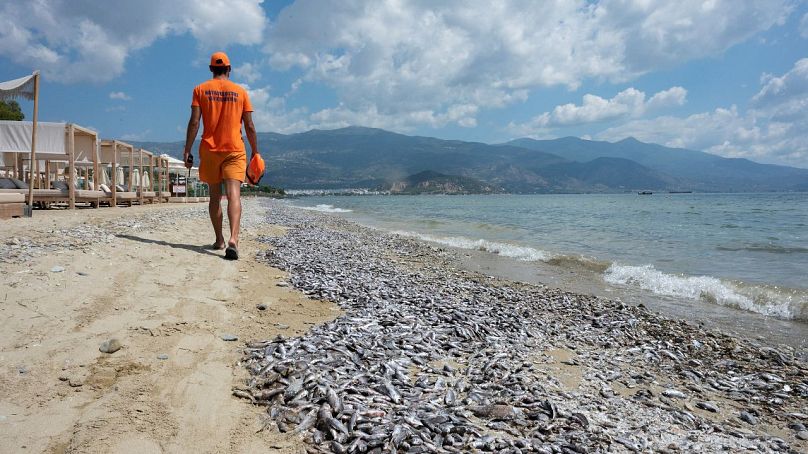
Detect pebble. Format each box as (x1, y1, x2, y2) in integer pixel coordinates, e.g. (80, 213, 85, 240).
(99, 338, 123, 354)
(50, 266, 65, 273)
(797, 431, 808, 441)
(77, 271, 89, 276)
(157, 354, 169, 360)
(256, 303, 267, 310)
(220, 333, 238, 342)
(696, 401, 719, 413)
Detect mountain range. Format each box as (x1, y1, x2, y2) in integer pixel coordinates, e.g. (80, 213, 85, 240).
(133, 126, 808, 193)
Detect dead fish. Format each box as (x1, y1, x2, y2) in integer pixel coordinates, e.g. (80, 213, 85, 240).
(696, 401, 719, 413)
(662, 389, 686, 399)
(232, 388, 255, 403)
(381, 380, 401, 404)
(327, 386, 344, 414)
(295, 408, 318, 433)
(444, 388, 457, 406)
(391, 424, 409, 447)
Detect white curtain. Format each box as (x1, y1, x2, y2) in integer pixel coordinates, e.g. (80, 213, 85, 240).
(0, 72, 37, 101)
(0, 121, 66, 156)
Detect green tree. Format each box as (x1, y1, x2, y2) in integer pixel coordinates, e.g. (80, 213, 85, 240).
(0, 100, 25, 120)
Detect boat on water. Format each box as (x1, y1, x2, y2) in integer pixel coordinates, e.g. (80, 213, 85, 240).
(638, 191, 653, 195)
(669, 191, 693, 194)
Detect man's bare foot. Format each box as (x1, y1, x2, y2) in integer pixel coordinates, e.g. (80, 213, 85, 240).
(207, 241, 226, 250)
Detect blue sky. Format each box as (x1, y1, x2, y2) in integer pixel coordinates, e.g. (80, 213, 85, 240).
(1, 0, 807, 168)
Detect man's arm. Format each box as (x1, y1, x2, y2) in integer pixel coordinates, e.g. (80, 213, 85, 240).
(242, 111, 259, 157)
(183, 106, 201, 168)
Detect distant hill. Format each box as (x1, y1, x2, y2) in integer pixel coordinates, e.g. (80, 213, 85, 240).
(506, 137, 808, 192)
(132, 126, 808, 192)
(387, 170, 503, 194)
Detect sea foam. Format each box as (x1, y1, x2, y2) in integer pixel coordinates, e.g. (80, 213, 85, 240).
(604, 264, 804, 320)
(390, 231, 554, 262)
(295, 204, 353, 213)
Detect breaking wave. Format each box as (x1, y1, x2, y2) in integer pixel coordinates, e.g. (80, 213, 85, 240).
(391, 231, 807, 321)
(604, 264, 807, 321)
(390, 231, 554, 262)
(295, 204, 353, 213)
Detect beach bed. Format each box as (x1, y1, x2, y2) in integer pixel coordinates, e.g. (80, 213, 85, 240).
(0, 192, 25, 218)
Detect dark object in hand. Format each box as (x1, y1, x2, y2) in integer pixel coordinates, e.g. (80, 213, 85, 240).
(186, 154, 194, 165)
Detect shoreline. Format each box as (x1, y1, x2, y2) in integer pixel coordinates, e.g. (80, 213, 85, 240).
(243, 201, 807, 452)
(287, 196, 808, 350)
(452, 245, 808, 352)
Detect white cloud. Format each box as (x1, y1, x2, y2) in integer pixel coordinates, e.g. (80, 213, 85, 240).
(0, 0, 266, 83)
(121, 129, 152, 141)
(646, 86, 688, 110)
(234, 62, 262, 84)
(597, 59, 808, 167)
(109, 91, 132, 101)
(509, 86, 686, 135)
(752, 58, 808, 119)
(264, 0, 790, 131)
(800, 12, 808, 38)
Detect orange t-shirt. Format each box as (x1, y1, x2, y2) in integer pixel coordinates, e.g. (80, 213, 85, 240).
(191, 79, 253, 152)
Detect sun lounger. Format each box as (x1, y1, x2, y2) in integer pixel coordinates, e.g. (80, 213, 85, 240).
(0, 187, 106, 208)
(0, 192, 25, 219)
(137, 190, 158, 204)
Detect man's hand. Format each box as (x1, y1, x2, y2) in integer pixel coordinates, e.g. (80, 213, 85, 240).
(183, 106, 201, 169)
(242, 111, 260, 160)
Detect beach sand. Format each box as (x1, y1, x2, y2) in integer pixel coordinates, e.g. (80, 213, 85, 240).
(0, 200, 336, 453)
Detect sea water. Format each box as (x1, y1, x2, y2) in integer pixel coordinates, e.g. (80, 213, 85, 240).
(289, 193, 807, 350)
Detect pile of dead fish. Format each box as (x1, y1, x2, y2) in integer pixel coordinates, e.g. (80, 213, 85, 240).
(237, 201, 806, 453)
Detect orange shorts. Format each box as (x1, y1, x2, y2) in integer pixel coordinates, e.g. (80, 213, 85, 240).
(199, 144, 246, 184)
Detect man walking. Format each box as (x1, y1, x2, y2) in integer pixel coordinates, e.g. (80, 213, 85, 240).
(184, 51, 259, 260)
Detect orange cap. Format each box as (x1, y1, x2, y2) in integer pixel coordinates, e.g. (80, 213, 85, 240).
(247, 154, 265, 185)
(209, 51, 230, 67)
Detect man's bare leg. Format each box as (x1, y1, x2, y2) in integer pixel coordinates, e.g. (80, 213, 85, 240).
(223, 179, 242, 248)
(208, 183, 225, 249)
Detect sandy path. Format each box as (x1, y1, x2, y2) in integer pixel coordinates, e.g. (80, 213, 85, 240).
(0, 201, 338, 453)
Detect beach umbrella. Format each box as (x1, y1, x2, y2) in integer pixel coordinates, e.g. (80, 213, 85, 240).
(99, 165, 110, 186)
(115, 165, 125, 188)
(143, 170, 150, 190)
(131, 167, 140, 189)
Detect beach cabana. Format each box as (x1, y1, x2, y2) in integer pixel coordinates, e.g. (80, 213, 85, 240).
(136, 148, 158, 203)
(0, 121, 105, 209)
(99, 140, 139, 206)
(0, 71, 39, 211)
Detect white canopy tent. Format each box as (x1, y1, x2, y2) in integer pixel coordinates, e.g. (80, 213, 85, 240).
(160, 153, 205, 201)
(0, 121, 99, 209)
(0, 71, 40, 209)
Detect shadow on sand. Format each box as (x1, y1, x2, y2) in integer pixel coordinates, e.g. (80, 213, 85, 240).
(116, 234, 224, 258)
